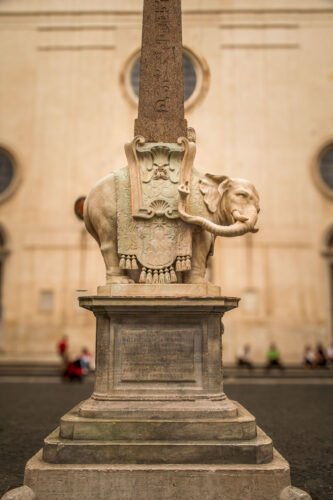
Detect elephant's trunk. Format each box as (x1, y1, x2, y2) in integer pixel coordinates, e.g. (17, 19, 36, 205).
(178, 202, 258, 237)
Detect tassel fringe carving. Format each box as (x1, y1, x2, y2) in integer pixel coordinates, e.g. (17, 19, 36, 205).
(175, 255, 191, 272)
(139, 267, 147, 283)
(152, 270, 159, 284)
(146, 269, 153, 284)
(119, 255, 191, 284)
(120, 254, 139, 270)
(134, 265, 179, 284)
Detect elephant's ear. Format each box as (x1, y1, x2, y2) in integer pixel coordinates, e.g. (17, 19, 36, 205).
(199, 174, 230, 213)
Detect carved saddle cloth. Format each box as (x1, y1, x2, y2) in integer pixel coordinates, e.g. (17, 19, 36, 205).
(115, 165, 192, 273)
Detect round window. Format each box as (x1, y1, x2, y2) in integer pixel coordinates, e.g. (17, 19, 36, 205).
(0, 150, 14, 195)
(130, 52, 197, 103)
(123, 47, 209, 111)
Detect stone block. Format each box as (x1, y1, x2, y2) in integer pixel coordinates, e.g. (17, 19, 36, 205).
(78, 398, 238, 420)
(42, 426, 272, 465)
(97, 283, 221, 297)
(60, 401, 256, 441)
(25, 449, 290, 500)
(78, 394, 238, 420)
(78, 296, 238, 403)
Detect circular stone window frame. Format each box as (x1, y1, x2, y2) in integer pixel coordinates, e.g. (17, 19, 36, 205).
(120, 45, 210, 114)
(0, 145, 21, 205)
(311, 139, 333, 200)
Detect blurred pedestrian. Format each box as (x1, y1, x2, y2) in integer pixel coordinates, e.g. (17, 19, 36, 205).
(57, 335, 68, 362)
(315, 343, 327, 367)
(303, 345, 315, 369)
(265, 343, 284, 370)
(237, 344, 253, 369)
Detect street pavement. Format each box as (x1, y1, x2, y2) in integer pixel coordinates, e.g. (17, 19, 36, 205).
(0, 379, 332, 500)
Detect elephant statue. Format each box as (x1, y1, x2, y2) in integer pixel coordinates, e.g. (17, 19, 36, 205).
(84, 158, 260, 285)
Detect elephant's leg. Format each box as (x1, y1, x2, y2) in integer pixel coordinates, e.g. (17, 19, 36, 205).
(99, 230, 134, 285)
(184, 229, 213, 284)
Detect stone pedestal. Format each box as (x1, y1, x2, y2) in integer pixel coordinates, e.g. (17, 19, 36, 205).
(20, 295, 294, 499)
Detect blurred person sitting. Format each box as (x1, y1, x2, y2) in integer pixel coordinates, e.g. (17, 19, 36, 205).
(63, 357, 83, 382)
(79, 347, 92, 375)
(303, 345, 315, 369)
(237, 344, 253, 369)
(315, 343, 327, 367)
(265, 343, 284, 370)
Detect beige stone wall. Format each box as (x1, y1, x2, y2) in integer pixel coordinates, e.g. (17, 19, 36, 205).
(0, 0, 332, 363)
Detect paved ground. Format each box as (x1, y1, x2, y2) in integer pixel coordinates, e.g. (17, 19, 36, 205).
(0, 379, 332, 500)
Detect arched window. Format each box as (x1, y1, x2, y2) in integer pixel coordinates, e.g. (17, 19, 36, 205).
(312, 142, 333, 199)
(0, 147, 20, 203)
(319, 147, 333, 190)
(0, 226, 9, 322)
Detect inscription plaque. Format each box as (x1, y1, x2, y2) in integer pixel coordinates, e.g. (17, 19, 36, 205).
(117, 329, 199, 383)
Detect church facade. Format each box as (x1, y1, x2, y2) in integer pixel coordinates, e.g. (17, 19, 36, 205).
(0, 0, 332, 363)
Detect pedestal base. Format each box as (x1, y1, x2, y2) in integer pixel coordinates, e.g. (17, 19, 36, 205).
(2, 295, 312, 499)
(44, 400, 272, 466)
(24, 449, 290, 500)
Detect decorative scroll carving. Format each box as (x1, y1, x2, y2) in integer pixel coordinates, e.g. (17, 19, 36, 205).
(124, 136, 195, 220)
(124, 135, 146, 218)
(116, 165, 192, 273)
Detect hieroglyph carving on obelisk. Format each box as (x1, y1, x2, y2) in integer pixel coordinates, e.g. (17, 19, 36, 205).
(134, 0, 188, 142)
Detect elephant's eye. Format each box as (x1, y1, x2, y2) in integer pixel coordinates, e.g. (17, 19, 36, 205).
(236, 191, 248, 198)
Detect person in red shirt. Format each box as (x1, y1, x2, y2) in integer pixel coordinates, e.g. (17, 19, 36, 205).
(57, 335, 68, 361)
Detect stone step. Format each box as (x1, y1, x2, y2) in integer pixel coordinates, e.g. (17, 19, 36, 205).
(43, 426, 273, 465)
(25, 448, 291, 500)
(60, 402, 256, 441)
(78, 396, 239, 419)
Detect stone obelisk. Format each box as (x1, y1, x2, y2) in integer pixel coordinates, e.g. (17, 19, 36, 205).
(134, 0, 187, 142)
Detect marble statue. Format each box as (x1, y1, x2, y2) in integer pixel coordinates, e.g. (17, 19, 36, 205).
(84, 132, 260, 285)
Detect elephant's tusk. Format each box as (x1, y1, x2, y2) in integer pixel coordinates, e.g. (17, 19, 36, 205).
(232, 209, 249, 223)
